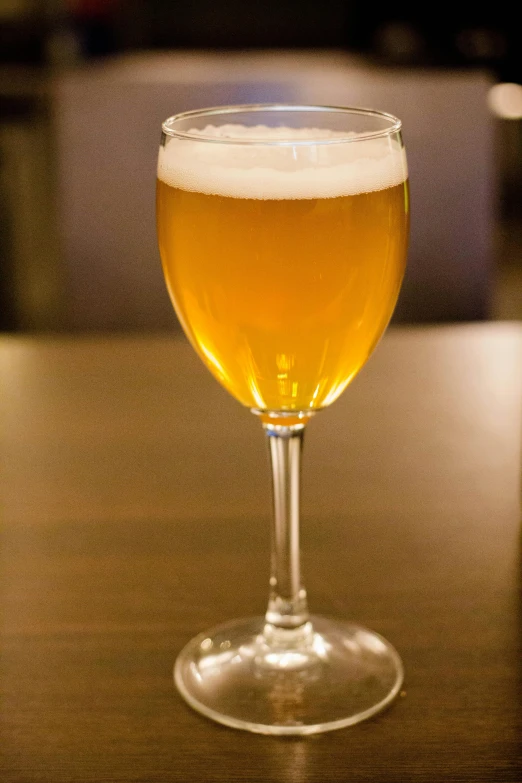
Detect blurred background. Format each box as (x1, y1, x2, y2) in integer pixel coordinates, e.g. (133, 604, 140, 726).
(1, 1, 521, 331)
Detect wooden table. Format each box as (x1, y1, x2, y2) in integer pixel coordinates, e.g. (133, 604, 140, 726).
(1, 324, 521, 782)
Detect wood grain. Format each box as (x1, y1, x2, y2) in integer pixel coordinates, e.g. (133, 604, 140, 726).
(1, 324, 521, 782)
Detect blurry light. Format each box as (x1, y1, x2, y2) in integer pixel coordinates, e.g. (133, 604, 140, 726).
(374, 23, 424, 62)
(456, 28, 507, 60)
(488, 83, 522, 119)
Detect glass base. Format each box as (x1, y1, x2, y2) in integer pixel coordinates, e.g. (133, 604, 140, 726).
(174, 615, 403, 735)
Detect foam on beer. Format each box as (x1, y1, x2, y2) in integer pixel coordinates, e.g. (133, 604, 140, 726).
(158, 124, 407, 200)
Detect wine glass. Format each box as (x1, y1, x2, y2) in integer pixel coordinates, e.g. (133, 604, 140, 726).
(156, 105, 409, 735)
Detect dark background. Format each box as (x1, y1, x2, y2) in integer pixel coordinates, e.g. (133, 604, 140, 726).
(1, 4, 521, 80)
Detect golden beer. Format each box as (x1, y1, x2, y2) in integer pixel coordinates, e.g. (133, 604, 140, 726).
(157, 128, 409, 413)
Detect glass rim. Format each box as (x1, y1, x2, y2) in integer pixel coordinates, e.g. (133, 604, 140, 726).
(161, 104, 402, 146)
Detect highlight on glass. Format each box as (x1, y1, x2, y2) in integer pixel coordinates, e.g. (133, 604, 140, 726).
(156, 104, 410, 735)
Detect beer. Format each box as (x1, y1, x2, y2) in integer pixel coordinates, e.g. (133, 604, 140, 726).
(157, 126, 409, 412)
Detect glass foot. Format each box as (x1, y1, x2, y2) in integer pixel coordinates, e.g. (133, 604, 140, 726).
(174, 615, 403, 735)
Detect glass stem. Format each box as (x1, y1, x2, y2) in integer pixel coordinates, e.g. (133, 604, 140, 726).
(262, 421, 310, 631)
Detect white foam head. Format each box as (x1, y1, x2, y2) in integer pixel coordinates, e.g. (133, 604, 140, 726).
(158, 124, 407, 200)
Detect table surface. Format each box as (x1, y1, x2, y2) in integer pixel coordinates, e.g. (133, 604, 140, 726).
(1, 323, 521, 783)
